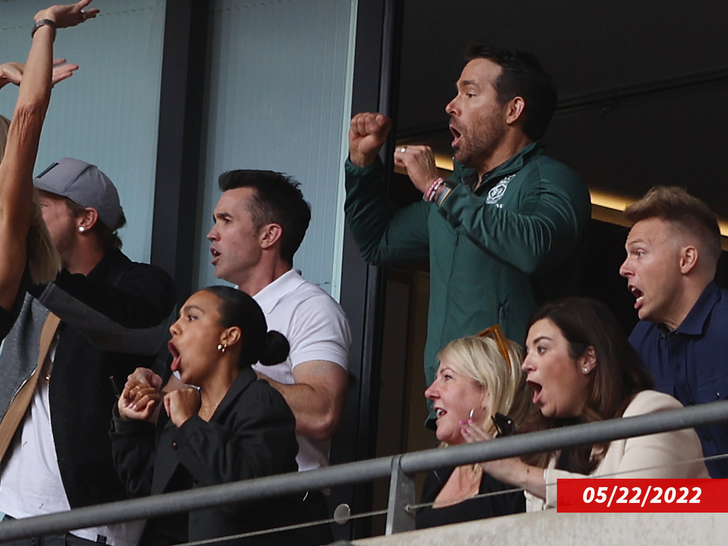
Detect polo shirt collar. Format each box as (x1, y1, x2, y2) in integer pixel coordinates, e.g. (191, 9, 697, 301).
(252, 268, 304, 314)
(674, 281, 721, 336)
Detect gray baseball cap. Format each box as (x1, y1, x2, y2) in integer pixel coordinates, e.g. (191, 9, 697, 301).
(34, 158, 124, 230)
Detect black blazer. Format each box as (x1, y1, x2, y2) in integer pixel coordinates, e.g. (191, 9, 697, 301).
(111, 366, 323, 546)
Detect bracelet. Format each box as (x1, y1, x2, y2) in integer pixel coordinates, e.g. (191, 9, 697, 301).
(436, 186, 453, 206)
(435, 180, 458, 206)
(423, 177, 445, 203)
(32, 19, 57, 38)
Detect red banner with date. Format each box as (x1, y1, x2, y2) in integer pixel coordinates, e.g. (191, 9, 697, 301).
(557, 479, 728, 512)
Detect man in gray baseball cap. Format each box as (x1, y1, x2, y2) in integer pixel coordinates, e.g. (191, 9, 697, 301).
(32, 158, 127, 272)
(0, 155, 176, 546)
(34, 157, 124, 230)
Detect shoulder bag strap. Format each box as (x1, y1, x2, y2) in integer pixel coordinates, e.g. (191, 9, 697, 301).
(0, 312, 61, 462)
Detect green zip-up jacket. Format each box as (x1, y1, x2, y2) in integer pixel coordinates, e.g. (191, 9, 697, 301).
(345, 141, 591, 420)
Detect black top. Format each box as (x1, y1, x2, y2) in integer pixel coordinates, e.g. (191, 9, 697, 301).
(111, 366, 329, 546)
(416, 466, 525, 530)
(0, 250, 176, 509)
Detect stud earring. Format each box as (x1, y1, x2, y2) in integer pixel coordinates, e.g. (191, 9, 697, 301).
(78, 226, 85, 233)
(217, 343, 227, 354)
(583, 366, 589, 374)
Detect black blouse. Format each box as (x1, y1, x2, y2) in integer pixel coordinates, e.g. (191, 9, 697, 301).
(416, 465, 525, 530)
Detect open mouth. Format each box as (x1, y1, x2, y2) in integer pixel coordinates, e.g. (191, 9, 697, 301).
(629, 285, 644, 308)
(210, 247, 221, 264)
(449, 124, 462, 148)
(527, 380, 543, 405)
(168, 340, 181, 372)
(435, 408, 446, 419)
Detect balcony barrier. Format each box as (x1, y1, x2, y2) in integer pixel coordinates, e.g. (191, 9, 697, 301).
(1, 399, 728, 543)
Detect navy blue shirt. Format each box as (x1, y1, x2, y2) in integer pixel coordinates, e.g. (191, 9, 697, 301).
(629, 282, 728, 478)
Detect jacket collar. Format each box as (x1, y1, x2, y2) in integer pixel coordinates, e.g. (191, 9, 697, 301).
(214, 366, 258, 418)
(456, 140, 543, 190)
(152, 366, 259, 494)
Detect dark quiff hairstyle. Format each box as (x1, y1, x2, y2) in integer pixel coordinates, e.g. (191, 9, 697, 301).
(203, 285, 289, 367)
(624, 186, 721, 270)
(527, 297, 654, 474)
(465, 41, 558, 141)
(218, 170, 311, 266)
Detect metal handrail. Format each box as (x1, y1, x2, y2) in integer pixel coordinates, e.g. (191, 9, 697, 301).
(1, 399, 727, 542)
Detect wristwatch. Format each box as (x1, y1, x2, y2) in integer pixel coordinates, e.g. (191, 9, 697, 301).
(32, 19, 57, 38)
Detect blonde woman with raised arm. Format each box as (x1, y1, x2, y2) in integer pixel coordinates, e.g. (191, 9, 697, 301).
(0, 0, 98, 338)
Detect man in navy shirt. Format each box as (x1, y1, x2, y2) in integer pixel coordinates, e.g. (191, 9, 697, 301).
(620, 186, 728, 477)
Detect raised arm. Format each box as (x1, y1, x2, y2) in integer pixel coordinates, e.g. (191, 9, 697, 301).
(0, 0, 98, 313)
(0, 59, 81, 91)
(349, 112, 391, 167)
(345, 113, 433, 266)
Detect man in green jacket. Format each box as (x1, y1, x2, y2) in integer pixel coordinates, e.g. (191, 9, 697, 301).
(345, 42, 591, 424)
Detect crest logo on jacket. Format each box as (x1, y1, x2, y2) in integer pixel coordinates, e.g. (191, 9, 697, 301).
(486, 175, 515, 205)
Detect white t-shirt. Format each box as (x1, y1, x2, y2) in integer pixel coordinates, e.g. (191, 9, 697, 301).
(0, 343, 144, 545)
(252, 269, 351, 471)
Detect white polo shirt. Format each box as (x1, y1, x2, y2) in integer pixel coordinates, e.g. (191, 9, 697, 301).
(252, 269, 351, 472)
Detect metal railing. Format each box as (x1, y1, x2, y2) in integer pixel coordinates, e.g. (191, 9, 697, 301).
(2, 399, 728, 542)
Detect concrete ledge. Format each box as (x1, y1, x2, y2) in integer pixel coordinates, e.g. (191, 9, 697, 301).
(351, 511, 728, 546)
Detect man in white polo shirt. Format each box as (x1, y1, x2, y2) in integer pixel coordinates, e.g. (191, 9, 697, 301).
(206, 169, 351, 532)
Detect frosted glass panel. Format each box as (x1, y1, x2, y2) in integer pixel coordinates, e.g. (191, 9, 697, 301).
(198, 0, 356, 298)
(0, 0, 166, 262)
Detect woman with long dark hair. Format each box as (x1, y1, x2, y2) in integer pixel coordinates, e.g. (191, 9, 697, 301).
(462, 297, 708, 510)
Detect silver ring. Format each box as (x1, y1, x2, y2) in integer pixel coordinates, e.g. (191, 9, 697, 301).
(81, 10, 86, 20)
(399, 147, 406, 153)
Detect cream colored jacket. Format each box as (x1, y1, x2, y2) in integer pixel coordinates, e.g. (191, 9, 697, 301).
(527, 390, 710, 510)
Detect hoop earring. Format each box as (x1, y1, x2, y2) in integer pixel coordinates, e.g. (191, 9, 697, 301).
(217, 343, 227, 354)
